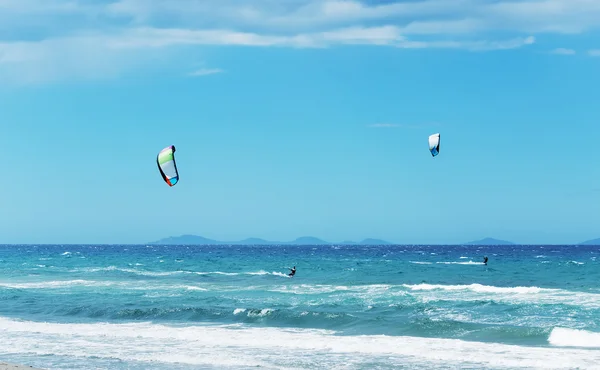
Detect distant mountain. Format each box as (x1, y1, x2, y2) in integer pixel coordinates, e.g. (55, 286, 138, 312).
(148, 234, 392, 245)
(360, 238, 392, 245)
(578, 238, 600, 246)
(288, 236, 331, 245)
(150, 234, 224, 245)
(464, 237, 515, 245)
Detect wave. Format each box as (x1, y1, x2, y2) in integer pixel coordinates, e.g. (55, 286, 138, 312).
(0, 280, 117, 289)
(403, 283, 543, 294)
(548, 327, 600, 348)
(409, 260, 486, 266)
(246, 270, 290, 278)
(1, 317, 600, 369)
(266, 283, 393, 296)
(68, 267, 292, 278)
(402, 283, 600, 308)
(0, 279, 207, 292)
(70, 266, 179, 276)
(4, 277, 600, 309)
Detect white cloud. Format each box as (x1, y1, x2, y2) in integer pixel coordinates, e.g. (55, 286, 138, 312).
(551, 48, 576, 55)
(106, 25, 533, 51)
(189, 68, 223, 77)
(0, 26, 535, 82)
(396, 36, 535, 51)
(588, 49, 600, 56)
(3, 0, 600, 83)
(100, 0, 600, 34)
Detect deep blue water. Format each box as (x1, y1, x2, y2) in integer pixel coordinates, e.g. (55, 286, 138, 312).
(1, 244, 600, 369)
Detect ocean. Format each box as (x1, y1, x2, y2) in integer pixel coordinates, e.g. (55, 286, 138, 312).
(0, 243, 599, 369)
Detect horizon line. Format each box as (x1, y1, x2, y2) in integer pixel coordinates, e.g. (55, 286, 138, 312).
(1, 235, 598, 246)
(0, 242, 598, 246)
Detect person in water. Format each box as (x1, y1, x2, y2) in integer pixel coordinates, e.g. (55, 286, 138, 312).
(289, 266, 296, 277)
(483, 256, 488, 265)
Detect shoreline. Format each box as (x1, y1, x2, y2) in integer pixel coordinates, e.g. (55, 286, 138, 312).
(0, 363, 43, 370)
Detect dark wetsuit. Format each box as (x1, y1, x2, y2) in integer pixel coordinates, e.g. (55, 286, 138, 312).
(483, 257, 488, 265)
(289, 267, 296, 277)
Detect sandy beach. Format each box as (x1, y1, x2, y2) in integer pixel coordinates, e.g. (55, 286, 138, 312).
(0, 363, 43, 370)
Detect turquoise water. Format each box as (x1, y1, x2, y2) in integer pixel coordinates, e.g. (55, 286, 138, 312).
(1, 244, 600, 369)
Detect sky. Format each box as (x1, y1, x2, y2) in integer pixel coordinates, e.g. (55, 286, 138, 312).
(1, 0, 600, 245)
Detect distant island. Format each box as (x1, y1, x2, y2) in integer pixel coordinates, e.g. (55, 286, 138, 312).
(464, 237, 515, 245)
(578, 238, 600, 246)
(148, 234, 392, 245)
(148, 234, 526, 246)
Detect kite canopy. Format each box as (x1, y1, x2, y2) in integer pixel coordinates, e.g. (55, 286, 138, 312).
(157, 145, 179, 186)
(428, 133, 440, 157)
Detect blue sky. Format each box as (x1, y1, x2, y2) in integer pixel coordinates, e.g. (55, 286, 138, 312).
(1, 0, 599, 245)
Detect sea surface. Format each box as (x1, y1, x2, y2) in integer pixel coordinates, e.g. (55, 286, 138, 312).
(1, 244, 600, 369)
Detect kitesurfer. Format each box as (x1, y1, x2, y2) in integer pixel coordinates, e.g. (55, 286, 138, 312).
(289, 266, 296, 277)
(483, 256, 488, 265)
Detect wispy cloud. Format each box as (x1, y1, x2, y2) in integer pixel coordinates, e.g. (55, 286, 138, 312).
(189, 68, 224, 77)
(551, 48, 576, 55)
(102, 0, 600, 35)
(2, 0, 600, 83)
(588, 49, 600, 57)
(0, 26, 537, 84)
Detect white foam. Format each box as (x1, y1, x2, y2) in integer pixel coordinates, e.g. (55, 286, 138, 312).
(183, 286, 207, 291)
(267, 283, 392, 296)
(71, 267, 287, 277)
(548, 327, 600, 348)
(246, 270, 290, 278)
(0, 280, 116, 289)
(67, 266, 299, 279)
(203, 271, 239, 275)
(270, 271, 291, 278)
(247, 308, 274, 317)
(196, 270, 290, 277)
(402, 283, 600, 308)
(409, 261, 432, 265)
(404, 283, 543, 294)
(0, 279, 208, 292)
(246, 270, 270, 275)
(436, 261, 485, 265)
(1, 317, 599, 369)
